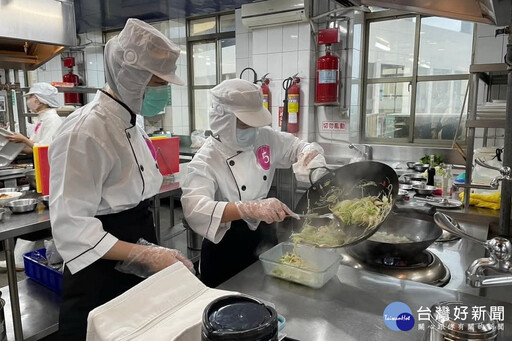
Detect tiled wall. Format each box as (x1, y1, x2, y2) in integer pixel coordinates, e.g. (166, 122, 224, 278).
(235, 9, 316, 142)
(471, 23, 508, 149)
(235, 7, 363, 153)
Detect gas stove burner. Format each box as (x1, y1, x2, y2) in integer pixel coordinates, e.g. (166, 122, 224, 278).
(339, 249, 451, 287)
(380, 251, 433, 268)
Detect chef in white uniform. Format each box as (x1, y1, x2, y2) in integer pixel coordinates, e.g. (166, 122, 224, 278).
(6, 82, 63, 153)
(49, 18, 194, 340)
(181, 78, 324, 287)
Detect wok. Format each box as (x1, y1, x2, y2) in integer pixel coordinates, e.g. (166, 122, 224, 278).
(347, 213, 442, 260)
(293, 161, 399, 248)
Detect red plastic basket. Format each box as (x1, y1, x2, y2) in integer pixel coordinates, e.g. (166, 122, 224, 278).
(23, 248, 63, 294)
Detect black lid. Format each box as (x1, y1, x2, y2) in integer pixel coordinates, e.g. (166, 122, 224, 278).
(202, 295, 277, 341)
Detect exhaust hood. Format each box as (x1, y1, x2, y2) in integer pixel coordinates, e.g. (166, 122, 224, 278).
(0, 0, 77, 71)
(362, 0, 511, 26)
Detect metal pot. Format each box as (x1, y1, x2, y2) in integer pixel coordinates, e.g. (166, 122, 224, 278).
(294, 161, 399, 248)
(413, 163, 429, 172)
(402, 173, 426, 184)
(413, 184, 436, 195)
(348, 213, 442, 260)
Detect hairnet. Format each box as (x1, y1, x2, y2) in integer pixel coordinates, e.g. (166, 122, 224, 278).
(104, 18, 184, 115)
(24, 83, 60, 108)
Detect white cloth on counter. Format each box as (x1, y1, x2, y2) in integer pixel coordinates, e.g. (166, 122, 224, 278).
(87, 262, 238, 341)
(29, 108, 63, 146)
(49, 90, 163, 275)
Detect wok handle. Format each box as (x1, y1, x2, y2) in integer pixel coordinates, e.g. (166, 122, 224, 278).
(308, 166, 335, 186)
(433, 212, 486, 247)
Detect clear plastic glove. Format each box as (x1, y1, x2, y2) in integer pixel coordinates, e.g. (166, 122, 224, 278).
(301, 142, 324, 167)
(115, 238, 195, 278)
(235, 198, 293, 224)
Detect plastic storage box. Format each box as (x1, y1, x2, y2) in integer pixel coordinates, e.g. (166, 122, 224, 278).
(23, 248, 63, 293)
(259, 242, 340, 288)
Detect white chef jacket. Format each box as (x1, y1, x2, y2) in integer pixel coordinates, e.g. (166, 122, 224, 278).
(49, 90, 163, 274)
(181, 127, 307, 244)
(29, 108, 63, 146)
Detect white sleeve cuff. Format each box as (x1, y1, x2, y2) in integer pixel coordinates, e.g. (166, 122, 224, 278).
(205, 201, 230, 244)
(65, 233, 119, 274)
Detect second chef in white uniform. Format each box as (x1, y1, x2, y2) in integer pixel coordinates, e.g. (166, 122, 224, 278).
(181, 78, 325, 287)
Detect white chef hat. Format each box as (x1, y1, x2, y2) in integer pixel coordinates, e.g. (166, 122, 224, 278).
(104, 18, 184, 114)
(24, 83, 60, 108)
(210, 79, 271, 127)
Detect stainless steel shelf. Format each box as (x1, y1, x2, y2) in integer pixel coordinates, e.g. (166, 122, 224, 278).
(466, 119, 506, 128)
(469, 63, 508, 73)
(1, 279, 59, 341)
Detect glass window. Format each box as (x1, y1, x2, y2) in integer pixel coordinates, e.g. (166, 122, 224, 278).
(192, 43, 217, 86)
(418, 17, 473, 76)
(367, 18, 416, 79)
(221, 38, 236, 81)
(193, 89, 211, 130)
(414, 80, 468, 140)
(190, 17, 216, 36)
(365, 82, 411, 139)
(363, 14, 472, 144)
(220, 14, 236, 32)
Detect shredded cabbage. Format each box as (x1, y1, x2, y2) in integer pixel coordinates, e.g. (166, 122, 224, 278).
(330, 195, 391, 229)
(279, 252, 310, 269)
(291, 223, 350, 247)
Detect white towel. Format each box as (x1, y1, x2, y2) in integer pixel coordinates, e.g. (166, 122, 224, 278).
(87, 263, 238, 341)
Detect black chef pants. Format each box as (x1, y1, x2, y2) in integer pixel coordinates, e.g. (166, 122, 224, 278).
(200, 220, 277, 288)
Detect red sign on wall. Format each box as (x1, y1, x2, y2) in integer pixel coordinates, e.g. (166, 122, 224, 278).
(322, 121, 346, 131)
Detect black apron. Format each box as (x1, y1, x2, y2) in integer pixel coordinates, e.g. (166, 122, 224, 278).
(200, 220, 277, 288)
(56, 200, 157, 340)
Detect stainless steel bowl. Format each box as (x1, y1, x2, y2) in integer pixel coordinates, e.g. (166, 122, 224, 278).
(402, 173, 426, 183)
(396, 189, 408, 201)
(413, 163, 429, 172)
(5, 198, 39, 213)
(25, 169, 36, 189)
(0, 187, 19, 193)
(399, 184, 413, 191)
(40, 195, 50, 208)
(412, 184, 436, 195)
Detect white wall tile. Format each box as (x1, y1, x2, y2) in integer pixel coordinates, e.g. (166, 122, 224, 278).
(267, 53, 283, 80)
(299, 78, 311, 107)
(297, 50, 311, 79)
(267, 26, 283, 53)
(252, 28, 268, 55)
(236, 58, 250, 77)
(282, 24, 299, 52)
(282, 51, 298, 78)
(172, 88, 182, 107)
(253, 54, 268, 75)
(237, 33, 250, 59)
(298, 23, 311, 51)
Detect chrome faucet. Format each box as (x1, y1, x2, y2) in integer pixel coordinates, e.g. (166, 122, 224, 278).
(348, 144, 372, 160)
(435, 212, 512, 288)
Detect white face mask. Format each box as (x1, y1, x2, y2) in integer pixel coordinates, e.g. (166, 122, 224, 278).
(236, 127, 258, 148)
(27, 96, 40, 113)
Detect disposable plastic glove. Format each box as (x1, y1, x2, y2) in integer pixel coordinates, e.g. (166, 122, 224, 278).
(115, 238, 195, 278)
(235, 198, 294, 224)
(301, 142, 324, 167)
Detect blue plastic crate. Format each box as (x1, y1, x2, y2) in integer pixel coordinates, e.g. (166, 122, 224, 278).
(23, 248, 63, 294)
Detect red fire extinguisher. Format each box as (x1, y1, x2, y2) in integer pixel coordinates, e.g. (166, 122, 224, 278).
(287, 76, 300, 133)
(315, 44, 339, 104)
(260, 74, 271, 111)
(62, 57, 84, 105)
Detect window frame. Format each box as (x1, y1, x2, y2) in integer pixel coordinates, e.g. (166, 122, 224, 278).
(187, 12, 235, 131)
(361, 11, 471, 146)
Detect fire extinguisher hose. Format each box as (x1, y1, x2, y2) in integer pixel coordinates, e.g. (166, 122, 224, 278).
(281, 77, 294, 132)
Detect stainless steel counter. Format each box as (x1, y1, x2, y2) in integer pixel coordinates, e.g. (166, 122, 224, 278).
(219, 261, 512, 341)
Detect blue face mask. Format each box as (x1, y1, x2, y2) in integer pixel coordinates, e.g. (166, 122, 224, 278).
(236, 127, 258, 147)
(141, 85, 169, 117)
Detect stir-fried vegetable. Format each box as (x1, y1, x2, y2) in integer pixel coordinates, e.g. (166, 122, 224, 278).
(330, 195, 391, 229)
(291, 223, 350, 247)
(279, 252, 309, 269)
